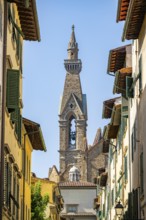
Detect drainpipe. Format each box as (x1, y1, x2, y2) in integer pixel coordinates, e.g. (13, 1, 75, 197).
(0, 1, 7, 220)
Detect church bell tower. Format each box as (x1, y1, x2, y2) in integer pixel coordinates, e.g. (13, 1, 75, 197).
(59, 25, 88, 182)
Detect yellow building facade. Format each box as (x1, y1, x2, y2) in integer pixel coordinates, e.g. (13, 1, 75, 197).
(1, 1, 44, 220)
(31, 176, 64, 220)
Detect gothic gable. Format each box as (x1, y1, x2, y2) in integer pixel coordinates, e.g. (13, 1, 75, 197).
(60, 93, 84, 120)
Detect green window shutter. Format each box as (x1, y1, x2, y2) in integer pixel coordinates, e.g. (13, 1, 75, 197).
(126, 76, 134, 98)
(133, 189, 138, 219)
(140, 152, 144, 194)
(4, 157, 8, 206)
(103, 203, 105, 217)
(110, 147, 113, 163)
(139, 56, 142, 93)
(6, 69, 20, 112)
(11, 108, 22, 144)
(131, 132, 134, 162)
(128, 192, 133, 218)
(112, 189, 114, 206)
(16, 31, 20, 59)
(20, 41, 23, 73)
(8, 164, 12, 210)
(124, 156, 128, 181)
(13, 175, 16, 215)
(122, 106, 128, 118)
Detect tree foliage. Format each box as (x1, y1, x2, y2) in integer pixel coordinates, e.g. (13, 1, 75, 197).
(31, 181, 49, 220)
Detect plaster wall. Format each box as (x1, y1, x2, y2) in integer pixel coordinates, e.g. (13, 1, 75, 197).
(61, 188, 96, 214)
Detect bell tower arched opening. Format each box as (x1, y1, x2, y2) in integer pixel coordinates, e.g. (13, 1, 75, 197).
(69, 115, 76, 149)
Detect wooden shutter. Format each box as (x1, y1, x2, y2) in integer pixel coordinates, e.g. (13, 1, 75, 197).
(8, 163, 12, 210)
(11, 108, 22, 144)
(16, 32, 20, 59)
(128, 192, 132, 218)
(140, 152, 144, 194)
(4, 156, 8, 205)
(139, 56, 142, 93)
(133, 188, 138, 219)
(124, 156, 128, 182)
(126, 76, 134, 98)
(13, 175, 16, 215)
(6, 69, 20, 112)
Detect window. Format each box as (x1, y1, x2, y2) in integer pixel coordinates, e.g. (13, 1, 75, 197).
(6, 69, 20, 112)
(13, 174, 16, 215)
(111, 189, 114, 206)
(67, 205, 78, 213)
(139, 56, 142, 94)
(0, 2, 2, 39)
(140, 152, 144, 194)
(126, 76, 134, 98)
(124, 156, 128, 182)
(6, 69, 22, 143)
(131, 122, 136, 162)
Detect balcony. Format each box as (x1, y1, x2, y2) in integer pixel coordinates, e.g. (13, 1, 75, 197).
(64, 59, 82, 74)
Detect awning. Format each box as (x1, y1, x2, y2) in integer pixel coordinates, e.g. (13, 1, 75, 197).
(117, 0, 130, 22)
(107, 45, 128, 74)
(7, 0, 40, 41)
(102, 97, 121, 119)
(106, 124, 119, 139)
(113, 67, 132, 95)
(122, 0, 146, 40)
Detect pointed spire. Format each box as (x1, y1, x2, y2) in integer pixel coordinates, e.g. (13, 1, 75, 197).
(68, 25, 78, 51)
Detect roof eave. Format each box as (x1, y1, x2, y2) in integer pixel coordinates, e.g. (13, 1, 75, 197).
(116, 0, 122, 22)
(32, 0, 41, 42)
(23, 118, 46, 152)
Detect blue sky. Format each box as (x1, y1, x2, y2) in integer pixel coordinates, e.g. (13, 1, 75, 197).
(23, 0, 127, 178)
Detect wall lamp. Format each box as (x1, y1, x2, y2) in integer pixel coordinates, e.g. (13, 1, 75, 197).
(115, 200, 124, 219)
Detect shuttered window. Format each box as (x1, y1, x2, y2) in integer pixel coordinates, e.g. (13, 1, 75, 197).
(126, 76, 134, 98)
(140, 152, 144, 194)
(111, 189, 114, 206)
(16, 182, 19, 220)
(124, 156, 128, 182)
(6, 69, 20, 112)
(133, 188, 138, 219)
(8, 163, 12, 210)
(16, 31, 20, 59)
(128, 192, 133, 218)
(11, 108, 22, 144)
(13, 175, 16, 215)
(103, 203, 105, 217)
(4, 156, 8, 205)
(139, 56, 142, 94)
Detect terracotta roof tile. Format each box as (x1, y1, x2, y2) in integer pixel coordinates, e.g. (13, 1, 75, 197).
(61, 212, 96, 217)
(59, 181, 96, 187)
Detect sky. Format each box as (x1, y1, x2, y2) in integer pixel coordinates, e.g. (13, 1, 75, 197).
(23, 0, 127, 178)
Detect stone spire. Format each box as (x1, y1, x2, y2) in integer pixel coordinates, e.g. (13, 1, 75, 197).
(64, 25, 82, 74)
(68, 25, 78, 59)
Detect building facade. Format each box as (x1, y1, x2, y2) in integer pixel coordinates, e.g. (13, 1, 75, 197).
(95, 0, 146, 219)
(59, 181, 96, 220)
(0, 1, 46, 220)
(31, 175, 64, 220)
